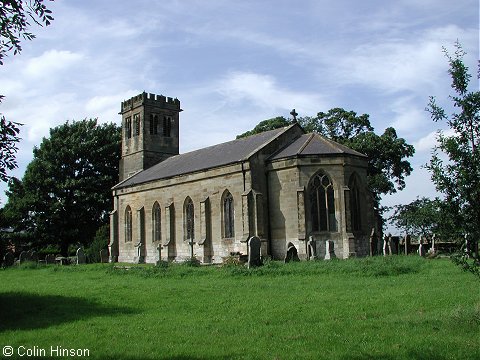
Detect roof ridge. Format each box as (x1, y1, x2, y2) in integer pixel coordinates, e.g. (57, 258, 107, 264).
(243, 123, 299, 160)
(315, 133, 366, 156)
(297, 133, 315, 154)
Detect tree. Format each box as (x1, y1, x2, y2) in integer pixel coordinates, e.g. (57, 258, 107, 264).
(0, 0, 54, 65)
(0, 0, 54, 182)
(236, 116, 290, 139)
(3, 119, 121, 255)
(425, 41, 479, 272)
(0, 111, 21, 182)
(389, 197, 444, 239)
(237, 108, 415, 209)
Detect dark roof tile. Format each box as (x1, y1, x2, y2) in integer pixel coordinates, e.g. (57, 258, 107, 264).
(115, 126, 291, 189)
(269, 133, 366, 160)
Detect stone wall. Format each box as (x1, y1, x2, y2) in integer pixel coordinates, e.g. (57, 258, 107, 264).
(267, 154, 373, 260)
(114, 162, 257, 264)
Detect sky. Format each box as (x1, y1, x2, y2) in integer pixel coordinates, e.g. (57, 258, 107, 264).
(0, 0, 478, 231)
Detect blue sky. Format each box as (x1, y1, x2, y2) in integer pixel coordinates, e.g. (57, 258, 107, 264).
(0, 0, 478, 229)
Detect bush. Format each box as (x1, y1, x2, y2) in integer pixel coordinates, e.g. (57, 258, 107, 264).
(86, 224, 109, 263)
(182, 256, 201, 267)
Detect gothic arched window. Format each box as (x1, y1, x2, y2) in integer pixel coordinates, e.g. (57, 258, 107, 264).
(309, 172, 336, 232)
(184, 197, 194, 241)
(222, 190, 235, 238)
(349, 175, 362, 231)
(152, 202, 161, 242)
(125, 206, 132, 242)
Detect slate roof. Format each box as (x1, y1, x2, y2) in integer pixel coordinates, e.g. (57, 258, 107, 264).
(270, 133, 366, 160)
(114, 125, 292, 189)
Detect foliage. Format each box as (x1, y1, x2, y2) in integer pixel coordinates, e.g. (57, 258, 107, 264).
(2, 119, 121, 255)
(390, 197, 442, 238)
(85, 224, 109, 263)
(0, 259, 478, 360)
(0, 0, 54, 65)
(0, 112, 21, 183)
(425, 41, 480, 271)
(182, 256, 201, 267)
(237, 108, 415, 208)
(236, 116, 290, 139)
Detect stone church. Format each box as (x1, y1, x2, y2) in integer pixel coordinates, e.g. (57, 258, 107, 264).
(109, 92, 375, 264)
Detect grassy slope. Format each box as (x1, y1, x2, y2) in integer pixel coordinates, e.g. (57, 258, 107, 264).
(0, 257, 478, 360)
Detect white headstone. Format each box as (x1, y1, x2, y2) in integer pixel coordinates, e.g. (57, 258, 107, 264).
(324, 240, 336, 260)
(76, 247, 86, 264)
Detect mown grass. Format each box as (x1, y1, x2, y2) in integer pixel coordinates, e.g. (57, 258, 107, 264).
(0, 256, 478, 360)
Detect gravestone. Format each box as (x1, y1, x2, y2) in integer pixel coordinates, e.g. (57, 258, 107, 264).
(156, 244, 164, 266)
(29, 250, 38, 263)
(247, 236, 261, 268)
(3, 252, 14, 267)
(404, 234, 411, 255)
(134, 242, 145, 264)
(76, 247, 86, 264)
(324, 240, 336, 260)
(307, 238, 317, 260)
(369, 228, 376, 256)
(391, 236, 399, 255)
(100, 249, 109, 263)
(464, 233, 469, 258)
(284, 243, 300, 263)
(19, 251, 29, 264)
(45, 254, 56, 264)
(428, 234, 436, 255)
(383, 235, 390, 256)
(418, 236, 425, 257)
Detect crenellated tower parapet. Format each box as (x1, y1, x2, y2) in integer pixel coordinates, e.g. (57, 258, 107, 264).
(119, 92, 182, 181)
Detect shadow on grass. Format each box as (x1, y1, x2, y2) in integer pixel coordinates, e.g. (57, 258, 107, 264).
(342, 349, 449, 360)
(0, 292, 136, 332)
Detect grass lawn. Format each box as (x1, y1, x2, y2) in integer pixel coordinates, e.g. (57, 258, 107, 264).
(0, 256, 478, 360)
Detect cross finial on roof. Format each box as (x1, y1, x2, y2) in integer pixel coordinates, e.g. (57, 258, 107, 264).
(290, 108, 298, 123)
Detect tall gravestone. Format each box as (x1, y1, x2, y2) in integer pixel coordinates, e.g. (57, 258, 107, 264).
(45, 254, 56, 264)
(30, 251, 38, 263)
(76, 247, 86, 264)
(369, 228, 376, 256)
(418, 236, 425, 257)
(324, 240, 336, 260)
(383, 235, 392, 256)
(19, 251, 29, 264)
(307, 237, 317, 260)
(404, 234, 411, 255)
(247, 236, 261, 268)
(3, 252, 14, 267)
(99, 249, 109, 263)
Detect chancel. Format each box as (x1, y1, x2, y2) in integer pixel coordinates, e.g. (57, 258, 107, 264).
(109, 92, 376, 263)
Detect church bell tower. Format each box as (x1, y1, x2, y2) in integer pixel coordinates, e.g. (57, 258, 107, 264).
(119, 92, 182, 182)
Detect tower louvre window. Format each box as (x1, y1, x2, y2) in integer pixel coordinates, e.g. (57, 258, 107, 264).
(125, 117, 132, 139)
(163, 116, 172, 137)
(150, 114, 159, 135)
(134, 113, 140, 136)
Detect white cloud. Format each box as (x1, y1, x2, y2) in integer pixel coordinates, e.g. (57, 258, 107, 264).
(215, 71, 328, 116)
(336, 25, 474, 94)
(414, 128, 456, 153)
(24, 50, 85, 78)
